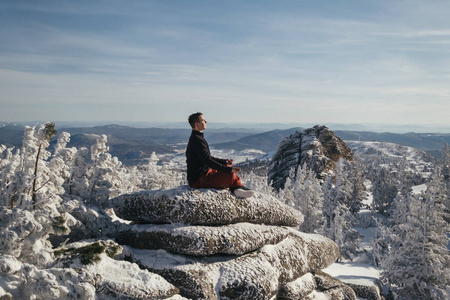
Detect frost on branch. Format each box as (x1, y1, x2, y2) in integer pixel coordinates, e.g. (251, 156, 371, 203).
(0, 123, 74, 267)
(0, 125, 183, 299)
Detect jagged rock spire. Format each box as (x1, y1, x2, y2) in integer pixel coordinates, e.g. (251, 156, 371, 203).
(268, 125, 354, 190)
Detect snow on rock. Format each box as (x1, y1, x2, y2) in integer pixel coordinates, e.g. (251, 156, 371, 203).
(87, 254, 179, 299)
(52, 240, 180, 299)
(277, 272, 317, 299)
(323, 262, 382, 300)
(129, 230, 339, 299)
(115, 222, 291, 256)
(268, 125, 353, 189)
(0, 287, 12, 300)
(277, 271, 358, 300)
(110, 186, 304, 226)
(0, 254, 96, 300)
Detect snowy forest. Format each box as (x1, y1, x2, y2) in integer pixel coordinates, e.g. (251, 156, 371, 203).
(0, 122, 449, 300)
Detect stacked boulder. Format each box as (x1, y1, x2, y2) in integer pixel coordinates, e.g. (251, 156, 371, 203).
(109, 186, 357, 299)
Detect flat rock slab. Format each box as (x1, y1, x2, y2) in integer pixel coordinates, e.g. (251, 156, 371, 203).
(110, 187, 304, 226)
(115, 222, 291, 256)
(130, 229, 339, 300)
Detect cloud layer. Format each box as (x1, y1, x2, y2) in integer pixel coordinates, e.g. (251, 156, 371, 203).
(0, 0, 449, 127)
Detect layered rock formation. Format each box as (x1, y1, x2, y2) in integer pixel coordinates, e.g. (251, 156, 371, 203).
(106, 187, 357, 299)
(111, 187, 303, 226)
(268, 125, 354, 190)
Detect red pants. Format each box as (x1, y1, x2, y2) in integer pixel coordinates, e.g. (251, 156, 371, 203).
(190, 168, 243, 190)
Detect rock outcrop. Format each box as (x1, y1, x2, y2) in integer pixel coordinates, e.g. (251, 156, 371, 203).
(111, 187, 303, 226)
(106, 186, 357, 299)
(268, 125, 354, 189)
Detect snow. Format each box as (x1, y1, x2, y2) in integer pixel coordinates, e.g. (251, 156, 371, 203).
(412, 183, 427, 194)
(2, 126, 447, 299)
(85, 253, 176, 296)
(323, 262, 380, 287)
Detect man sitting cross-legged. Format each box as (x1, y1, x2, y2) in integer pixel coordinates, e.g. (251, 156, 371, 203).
(185, 112, 254, 198)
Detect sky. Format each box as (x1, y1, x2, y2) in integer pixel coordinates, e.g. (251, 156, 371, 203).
(1, 0, 449, 130)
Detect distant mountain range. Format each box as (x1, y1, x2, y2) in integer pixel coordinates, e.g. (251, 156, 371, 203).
(0, 123, 449, 164)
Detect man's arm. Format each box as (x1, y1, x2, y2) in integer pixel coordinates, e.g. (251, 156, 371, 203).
(194, 139, 232, 172)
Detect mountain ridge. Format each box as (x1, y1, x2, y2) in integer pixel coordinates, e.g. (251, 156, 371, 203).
(0, 124, 449, 164)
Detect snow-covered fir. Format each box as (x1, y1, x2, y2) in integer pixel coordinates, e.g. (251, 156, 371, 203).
(0, 124, 449, 299)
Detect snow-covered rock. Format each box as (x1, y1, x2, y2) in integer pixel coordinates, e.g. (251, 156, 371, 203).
(345, 282, 382, 300)
(278, 270, 357, 300)
(268, 125, 353, 189)
(129, 229, 339, 299)
(277, 272, 317, 299)
(110, 186, 304, 226)
(52, 240, 180, 299)
(115, 222, 290, 256)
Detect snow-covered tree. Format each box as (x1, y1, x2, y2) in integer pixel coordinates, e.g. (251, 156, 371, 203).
(371, 168, 398, 216)
(347, 153, 366, 215)
(0, 146, 21, 208)
(381, 172, 450, 299)
(66, 147, 90, 199)
(441, 144, 450, 222)
(133, 151, 185, 191)
(295, 165, 324, 233)
(86, 134, 136, 206)
(0, 123, 76, 267)
(321, 159, 361, 261)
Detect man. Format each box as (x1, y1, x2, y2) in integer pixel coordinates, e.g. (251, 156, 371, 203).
(186, 112, 254, 198)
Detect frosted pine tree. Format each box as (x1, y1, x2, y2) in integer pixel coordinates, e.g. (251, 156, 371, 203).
(381, 172, 450, 299)
(51, 132, 77, 188)
(87, 134, 118, 205)
(86, 134, 137, 206)
(371, 168, 398, 216)
(442, 144, 450, 221)
(293, 165, 324, 233)
(0, 146, 21, 207)
(322, 160, 361, 261)
(347, 153, 366, 215)
(66, 147, 90, 199)
(135, 151, 183, 190)
(0, 123, 74, 267)
(276, 168, 295, 207)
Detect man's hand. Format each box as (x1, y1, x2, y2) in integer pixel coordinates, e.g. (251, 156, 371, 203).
(231, 167, 241, 173)
(226, 159, 234, 165)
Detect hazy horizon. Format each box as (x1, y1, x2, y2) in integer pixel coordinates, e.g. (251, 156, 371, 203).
(2, 120, 450, 134)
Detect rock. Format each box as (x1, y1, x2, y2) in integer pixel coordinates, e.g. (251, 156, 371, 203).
(115, 222, 291, 256)
(277, 272, 317, 299)
(110, 187, 303, 226)
(53, 240, 181, 299)
(88, 254, 179, 299)
(313, 270, 357, 300)
(0, 287, 12, 300)
(130, 230, 339, 299)
(345, 283, 382, 300)
(268, 125, 353, 189)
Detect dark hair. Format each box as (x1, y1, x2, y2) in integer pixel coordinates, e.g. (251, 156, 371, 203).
(188, 112, 203, 129)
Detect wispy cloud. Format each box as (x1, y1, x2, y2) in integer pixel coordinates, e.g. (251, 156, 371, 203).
(0, 0, 449, 127)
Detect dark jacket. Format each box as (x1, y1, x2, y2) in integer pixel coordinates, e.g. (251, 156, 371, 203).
(186, 130, 232, 185)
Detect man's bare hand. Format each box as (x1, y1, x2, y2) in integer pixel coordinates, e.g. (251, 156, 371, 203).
(231, 167, 240, 173)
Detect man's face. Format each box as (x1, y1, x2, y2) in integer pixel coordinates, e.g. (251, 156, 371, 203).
(195, 115, 207, 132)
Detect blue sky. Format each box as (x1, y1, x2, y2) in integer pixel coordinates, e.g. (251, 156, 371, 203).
(1, 0, 449, 129)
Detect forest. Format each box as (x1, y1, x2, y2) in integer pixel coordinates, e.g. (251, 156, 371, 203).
(0, 122, 449, 299)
